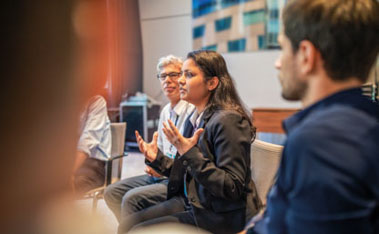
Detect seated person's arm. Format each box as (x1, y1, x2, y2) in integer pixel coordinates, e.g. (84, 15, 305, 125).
(72, 151, 89, 173)
(77, 96, 110, 161)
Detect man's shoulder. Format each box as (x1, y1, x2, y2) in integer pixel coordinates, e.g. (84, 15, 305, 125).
(84, 95, 107, 117)
(303, 104, 378, 131)
(88, 95, 106, 108)
(287, 103, 379, 152)
(90, 95, 105, 102)
(176, 100, 195, 116)
(159, 103, 171, 117)
(283, 103, 379, 191)
(161, 102, 171, 111)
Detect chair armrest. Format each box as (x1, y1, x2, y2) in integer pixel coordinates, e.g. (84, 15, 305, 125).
(109, 152, 128, 161)
(83, 185, 106, 198)
(104, 153, 128, 186)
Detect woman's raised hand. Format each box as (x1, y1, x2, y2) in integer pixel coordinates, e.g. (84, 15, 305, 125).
(162, 119, 203, 155)
(135, 130, 158, 162)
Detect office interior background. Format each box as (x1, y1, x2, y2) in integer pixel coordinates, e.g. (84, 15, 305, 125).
(111, 0, 378, 110)
(109, 0, 377, 146)
(2, 0, 378, 233)
(140, 0, 299, 109)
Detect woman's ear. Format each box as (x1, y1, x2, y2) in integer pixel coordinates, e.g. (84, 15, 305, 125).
(207, 76, 219, 91)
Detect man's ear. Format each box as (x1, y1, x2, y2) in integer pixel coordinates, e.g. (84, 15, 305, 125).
(297, 40, 319, 76)
(207, 76, 219, 91)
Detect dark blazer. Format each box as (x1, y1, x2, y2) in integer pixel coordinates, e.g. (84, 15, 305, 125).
(148, 108, 262, 234)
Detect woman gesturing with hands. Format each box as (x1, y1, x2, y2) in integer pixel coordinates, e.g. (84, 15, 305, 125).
(120, 50, 261, 234)
(162, 119, 203, 155)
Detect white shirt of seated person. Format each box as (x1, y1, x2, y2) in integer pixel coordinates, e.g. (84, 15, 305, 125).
(157, 100, 194, 158)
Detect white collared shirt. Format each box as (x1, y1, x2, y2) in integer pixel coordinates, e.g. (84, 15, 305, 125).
(77, 95, 111, 161)
(189, 109, 204, 131)
(157, 100, 195, 158)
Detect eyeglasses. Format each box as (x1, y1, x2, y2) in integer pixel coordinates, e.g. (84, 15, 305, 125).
(157, 71, 183, 81)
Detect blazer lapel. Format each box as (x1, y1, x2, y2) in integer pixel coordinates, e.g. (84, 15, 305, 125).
(182, 111, 195, 138)
(198, 108, 213, 129)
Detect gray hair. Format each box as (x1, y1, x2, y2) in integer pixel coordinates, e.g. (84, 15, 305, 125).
(156, 55, 183, 73)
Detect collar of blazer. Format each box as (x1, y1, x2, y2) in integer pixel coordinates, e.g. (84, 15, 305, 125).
(197, 107, 214, 130)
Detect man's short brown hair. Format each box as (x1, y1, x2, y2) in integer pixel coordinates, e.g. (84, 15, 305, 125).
(283, 0, 379, 83)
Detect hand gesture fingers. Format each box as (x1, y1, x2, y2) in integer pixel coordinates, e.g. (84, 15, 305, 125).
(135, 130, 158, 162)
(152, 131, 158, 145)
(174, 128, 203, 155)
(146, 131, 159, 160)
(162, 122, 178, 144)
(135, 130, 146, 153)
(190, 128, 204, 144)
(167, 119, 181, 136)
(163, 119, 204, 155)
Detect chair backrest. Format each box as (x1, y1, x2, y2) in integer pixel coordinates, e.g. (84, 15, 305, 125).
(109, 122, 126, 184)
(111, 122, 126, 158)
(251, 139, 283, 205)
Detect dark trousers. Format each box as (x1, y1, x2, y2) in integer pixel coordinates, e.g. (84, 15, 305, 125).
(118, 196, 197, 234)
(104, 174, 168, 222)
(118, 195, 250, 234)
(74, 157, 105, 194)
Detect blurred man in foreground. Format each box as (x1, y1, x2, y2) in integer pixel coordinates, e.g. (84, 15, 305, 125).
(0, 0, 114, 233)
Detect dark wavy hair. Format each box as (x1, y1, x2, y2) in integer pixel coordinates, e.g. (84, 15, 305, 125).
(187, 50, 256, 137)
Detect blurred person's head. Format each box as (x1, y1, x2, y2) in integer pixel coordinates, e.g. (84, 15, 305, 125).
(180, 50, 255, 135)
(156, 55, 183, 106)
(275, 0, 379, 103)
(0, 0, 112, 232)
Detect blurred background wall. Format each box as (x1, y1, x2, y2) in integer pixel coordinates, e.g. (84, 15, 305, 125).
(138, 0, 301, 109)
(106, 0, 143, 108)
